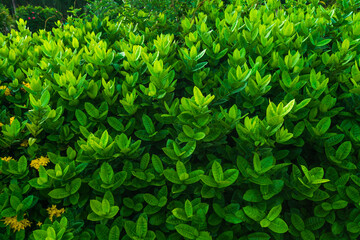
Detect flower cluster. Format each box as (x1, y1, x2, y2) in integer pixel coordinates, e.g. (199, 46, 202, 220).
(2, 215, 31, 232)
(28, 11, 36, 20)
(30, 156, 50, 170)
(21, 82, 31, 92)
(1, 156, 14, 162)
(0, 86, 11, 96)
(47, 205, 65, 222)
(20, 139, 29, 147)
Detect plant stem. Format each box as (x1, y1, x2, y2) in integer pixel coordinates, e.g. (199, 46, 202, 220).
(11, 0, 16, 15)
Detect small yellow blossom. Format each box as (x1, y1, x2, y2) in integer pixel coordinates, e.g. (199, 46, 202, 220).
(30, 156, 50, 170)
(47, 205, 65, 222)
(37, 221, 42, 227)
(5, 88, 11, 96)
(1, 156, 14, 162)
(21, 82, 31, 92)
(1, 215, 31, 232)
(9, 117, 15, 125)
(20, 140, 29, 147)
(0, 86, 11, 96)
(0, 122, 3, 127)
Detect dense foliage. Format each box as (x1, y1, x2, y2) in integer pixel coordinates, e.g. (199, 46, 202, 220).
(0, 3, 15, 35)
(1, 0, 360, 239)
(2, 0, 88, 16)
(15, 5, 63, 32)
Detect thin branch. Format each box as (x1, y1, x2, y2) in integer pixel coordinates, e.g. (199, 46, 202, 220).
(11, 0, 17, 15)
(191, 0, 208, 23)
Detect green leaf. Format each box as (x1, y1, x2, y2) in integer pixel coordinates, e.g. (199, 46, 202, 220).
(90, 200, 105, 216)
(184, 200, 193, 217)
(325, 134, 344, 147)
(220, 169, 239, 187)
(100, 162, 114, 185)
(142, 114, 155, 134)
(109, 226, 120, 240)
(40, 90, 50, 106)
(253, 153, 261, 173)
(346, 186, 360, 202)
(267, 218, 288, 233)
(96, 224, 109, 240)
(163, 169, 182, 184)
(100, 130, 109, 148)
(75, 109, 88, 126)
(281, 99, 295, 116)
(300, 230, 315, 240)
(85, 102, 100, 118)
(305, 217, 325, 230)
(336, 141, 351, 161)
(175, 224, 199, 239)
(183, 125, 194, 138)
(33, 230, 48, 239)
(316, 117, 331, 135)
(192, 62, 208, 72)
(107, 117, 124, 132)
(248, 232, 271, 240)
(172, 208, 189, 221)
(143, 194, 159, 206)
(21, 195, 33, 210)
(316, 38, 332, 47)
(243, 189, 263, 202)
(212, 161, 224, 182)
(48, 188, 70, 199)
(70, 178, 82, 194)
(243, 206, 265, 222)
(136, 214, 148, 238)
(194, 49, 206, 61)
(151, 155, 163, 174)
(200, 175, 218, 188)
(294, 98, 311, 112)
(332, 200, 348, 209)
(291, 214, 305, 231)
(102, 199, 110, 214)
(267, 205, 282, 221)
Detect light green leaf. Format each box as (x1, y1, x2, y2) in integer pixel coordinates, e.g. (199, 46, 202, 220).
(212, 161, 224, 182)
(175, 224, 199, 239)
(336, 141, 351, 161)
(268, 218, 288, 233)
(48, 188, 70, 199)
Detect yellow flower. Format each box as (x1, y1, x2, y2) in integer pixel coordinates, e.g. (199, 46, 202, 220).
(30, 156, 50, 170)
(0, 122, 3, 127)
(9, 117, 15, 125)
(1, 156, 14, 162)
(1, 215, 31, 232)
(20, 140, 29, 147)
(37, 221, 42, 227)
(5, 88, 11, 96)
(47, 205, 65, 222)
(0, 86, 11, 96)
(21, 82, 31, 92)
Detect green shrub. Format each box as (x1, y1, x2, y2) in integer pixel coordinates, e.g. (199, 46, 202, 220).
(1, 0, 360, 239)
(15, 5, 63, 32)
(83, 0, 124, 20)
(125, 0, 198, 20)
(0, 3, 15, 35)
